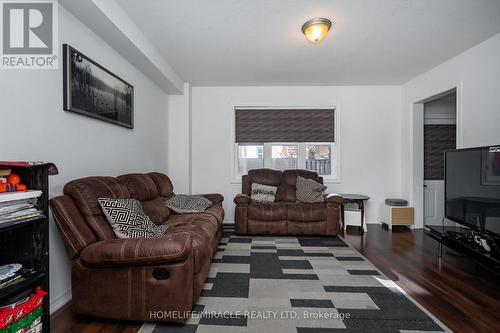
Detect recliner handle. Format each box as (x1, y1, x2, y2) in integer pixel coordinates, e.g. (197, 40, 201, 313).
(153, 268, 170, 280)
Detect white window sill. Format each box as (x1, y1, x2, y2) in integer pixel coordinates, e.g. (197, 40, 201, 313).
(231, 178, 341, 184)
(323, 178, 341, 184)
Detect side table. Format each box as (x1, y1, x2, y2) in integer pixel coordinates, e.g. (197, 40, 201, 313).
(340, 194, 370, 232)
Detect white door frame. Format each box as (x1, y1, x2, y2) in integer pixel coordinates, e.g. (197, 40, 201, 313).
(410, 83, 463, 229)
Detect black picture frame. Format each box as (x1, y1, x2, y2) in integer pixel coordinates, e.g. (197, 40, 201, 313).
(63, 44, 134, 129)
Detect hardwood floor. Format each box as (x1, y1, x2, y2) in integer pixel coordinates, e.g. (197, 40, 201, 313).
(51, 225, 500, 333)
(50, 302, 142, 333)
(343, 225, 500, 333)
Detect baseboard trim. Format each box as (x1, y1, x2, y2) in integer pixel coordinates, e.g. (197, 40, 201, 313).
(225, 218, 381, 225)
(50, 288, 72, 315)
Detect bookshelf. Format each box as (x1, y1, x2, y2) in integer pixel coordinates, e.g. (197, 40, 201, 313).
(0, 162, 57, 333)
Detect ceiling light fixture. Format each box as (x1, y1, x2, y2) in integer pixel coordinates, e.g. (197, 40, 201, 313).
(301, 17, 332, 43)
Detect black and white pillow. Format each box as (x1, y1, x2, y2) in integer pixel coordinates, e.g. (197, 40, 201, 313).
(165, 195, 212, 214)
(98, 198, 168, 238)
(251, 183, 277, 203)
(296, 176, 327, 203)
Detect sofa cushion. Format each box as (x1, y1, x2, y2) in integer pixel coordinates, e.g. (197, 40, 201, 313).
(288, 220, 328, 234)
(200, 205, 225, 227)
(80, 232, 191, 268)
(117, 173, 171, 224)
(64, 176, 130, 240)
(247, 219, 288, 234)
(141, 197, 170, 225)
(117, 174, 158, 201)
(288, 203, 327, 222)
(296, 176, 327, 203)
(201, 193, 224, 205)
(165, 195, 212, 213)
(50, 195, 98, 259)
(283, 170, 321, 202)
(98, 198, 168, 238)
(245, 169, 285, 201)
(165, 213, 220, 273)
(251, 183, 277, 203)
(248, 203, 288, 221)
(148, 172, 175, 199)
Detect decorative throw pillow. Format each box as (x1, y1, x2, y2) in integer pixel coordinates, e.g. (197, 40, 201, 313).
(98, 198, 168, 238)
(251, 183, 277, 203)
(296, 176, 327, 203)
(165, 195, 212, 214)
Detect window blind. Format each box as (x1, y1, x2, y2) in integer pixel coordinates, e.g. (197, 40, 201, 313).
(424, 124, 456, 180)
(235, 108, 335, 143)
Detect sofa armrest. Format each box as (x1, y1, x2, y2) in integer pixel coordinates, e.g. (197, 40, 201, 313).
(233, 193, 251, 205)
(325, 193, 344, 204)
(79, 232, 191, 268)
(201, 193, 224, 205)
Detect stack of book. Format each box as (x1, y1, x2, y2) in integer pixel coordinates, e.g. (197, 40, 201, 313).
(0, 167, 44, 224)
(0, 192, 44, 224)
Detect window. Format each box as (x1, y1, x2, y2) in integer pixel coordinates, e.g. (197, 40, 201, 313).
(238, 144, 263, 175)
(234, 108, 338, 180)
(306, 144, 332, 175)
(272, 145, 298, 170)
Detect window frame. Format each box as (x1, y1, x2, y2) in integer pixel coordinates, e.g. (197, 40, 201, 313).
(231, 105, 341, 184)
(236, 142, 338, 179)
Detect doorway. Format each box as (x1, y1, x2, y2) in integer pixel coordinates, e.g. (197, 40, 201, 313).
(423, 91, 457, 226)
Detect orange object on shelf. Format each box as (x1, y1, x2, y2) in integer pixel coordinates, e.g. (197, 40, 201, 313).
(17, 184, 27, 191)
(0, 173, 28, 192)
(6, 173, 21, 185)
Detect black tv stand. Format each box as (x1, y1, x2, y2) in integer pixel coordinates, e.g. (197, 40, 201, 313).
(425, 225, 500, 274)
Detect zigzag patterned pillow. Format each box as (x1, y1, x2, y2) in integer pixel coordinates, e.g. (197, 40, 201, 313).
(98, 198, 168, 238)
(296, 176, 327, 203)
(165, 195, 212, 214)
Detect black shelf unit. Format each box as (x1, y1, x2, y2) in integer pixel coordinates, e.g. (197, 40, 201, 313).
(0, 274, 46, 304)
(0, 216, 46, 233)
(425, 225, 500, 274)
(0, 162, 56, 333)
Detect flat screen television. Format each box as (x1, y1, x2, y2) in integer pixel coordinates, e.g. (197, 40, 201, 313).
(445, 146, 500, 237)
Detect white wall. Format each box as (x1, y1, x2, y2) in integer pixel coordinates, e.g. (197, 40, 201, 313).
(2, 3, 496, 314)
(188, 86, 402, 224)
(168, 83, 192, 193)
(0, 5, 169, 313)
(401, 32, 500, 227)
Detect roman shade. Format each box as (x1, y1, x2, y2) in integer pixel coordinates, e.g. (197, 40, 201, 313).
(235, 108, 335, 143)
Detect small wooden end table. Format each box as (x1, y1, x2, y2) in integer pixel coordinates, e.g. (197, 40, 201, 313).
(340, 194, 370, 232)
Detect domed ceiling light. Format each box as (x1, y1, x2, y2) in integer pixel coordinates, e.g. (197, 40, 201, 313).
(301, 17, 332, 43)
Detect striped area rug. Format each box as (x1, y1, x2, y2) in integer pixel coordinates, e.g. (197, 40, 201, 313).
(140, 225, 450, 333)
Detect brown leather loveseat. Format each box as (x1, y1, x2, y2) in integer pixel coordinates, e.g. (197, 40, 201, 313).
(49, 172, 224, 323)
(234, 169, 343, 235)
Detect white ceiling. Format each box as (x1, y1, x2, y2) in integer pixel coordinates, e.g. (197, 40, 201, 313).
(118, 0, 500, 86)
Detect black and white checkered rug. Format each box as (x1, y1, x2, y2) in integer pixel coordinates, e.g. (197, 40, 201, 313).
(140, 226, 450, 333)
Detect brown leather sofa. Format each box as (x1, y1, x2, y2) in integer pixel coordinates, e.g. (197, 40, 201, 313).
(234, 169, 343, 235)
(49, 172, 224, 323)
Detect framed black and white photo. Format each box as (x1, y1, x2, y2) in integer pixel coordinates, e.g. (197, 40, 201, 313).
(63, 44, 134, 128)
